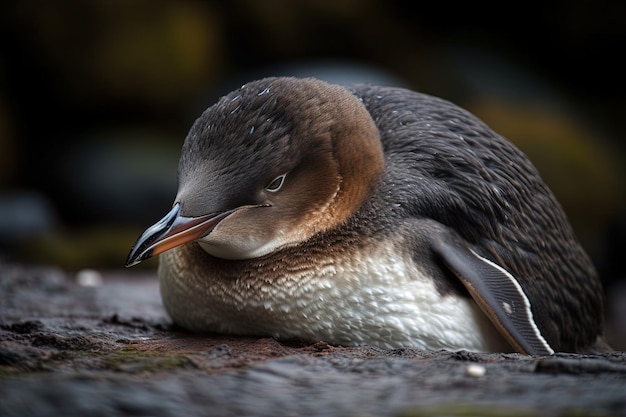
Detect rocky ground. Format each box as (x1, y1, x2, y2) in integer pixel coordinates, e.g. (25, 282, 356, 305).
(1, 263, 625, 417)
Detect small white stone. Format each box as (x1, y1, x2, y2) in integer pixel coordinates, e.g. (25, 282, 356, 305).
(465, 363, 486, 378)
(76, 269, 103, 287)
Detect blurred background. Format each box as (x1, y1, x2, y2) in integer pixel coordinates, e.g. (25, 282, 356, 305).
(0, 0, 624, 348)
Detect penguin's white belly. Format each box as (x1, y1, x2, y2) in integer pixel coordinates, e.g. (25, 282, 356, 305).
(159, 242, 511, 352)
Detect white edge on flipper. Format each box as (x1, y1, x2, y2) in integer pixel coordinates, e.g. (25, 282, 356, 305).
(469, 249, 554, 355)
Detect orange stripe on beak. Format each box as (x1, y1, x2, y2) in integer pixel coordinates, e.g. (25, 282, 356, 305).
(125, 203, 234, 267)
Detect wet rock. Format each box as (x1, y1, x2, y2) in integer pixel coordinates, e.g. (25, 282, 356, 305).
(535, 355, 626, 375)
(1, 263, 625, 417)
(0, 341, 49, 369)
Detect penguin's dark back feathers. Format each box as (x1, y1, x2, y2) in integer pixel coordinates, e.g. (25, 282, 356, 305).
(347, 83, 604, 352)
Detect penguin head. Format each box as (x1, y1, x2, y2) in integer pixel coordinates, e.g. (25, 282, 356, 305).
(126, 77, 384, 265)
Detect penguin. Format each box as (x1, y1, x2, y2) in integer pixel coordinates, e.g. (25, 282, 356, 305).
(126, 77, 609, 355)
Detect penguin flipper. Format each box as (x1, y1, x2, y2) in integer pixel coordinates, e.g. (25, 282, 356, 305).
(432, 234, 555, 355)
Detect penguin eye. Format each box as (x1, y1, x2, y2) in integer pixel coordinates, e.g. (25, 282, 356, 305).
(265, 174, 287, 192)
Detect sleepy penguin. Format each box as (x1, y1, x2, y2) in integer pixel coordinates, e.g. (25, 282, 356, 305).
(126, 77, 609, 355)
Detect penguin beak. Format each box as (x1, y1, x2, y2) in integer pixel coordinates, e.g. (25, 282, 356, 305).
(125, 202, 234, 267)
